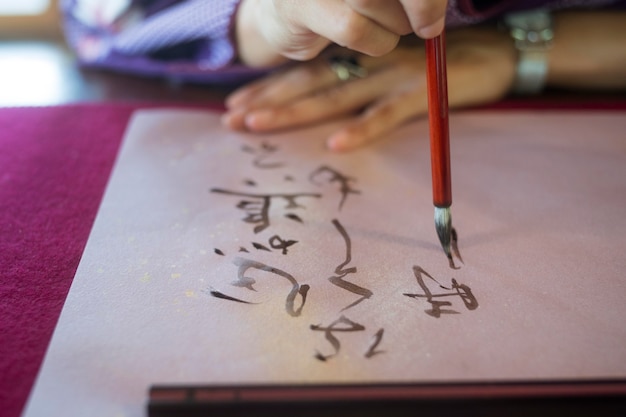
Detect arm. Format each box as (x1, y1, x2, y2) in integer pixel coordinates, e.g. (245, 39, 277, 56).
(548, 11, 626, 89)
(223, 10, 626, 151)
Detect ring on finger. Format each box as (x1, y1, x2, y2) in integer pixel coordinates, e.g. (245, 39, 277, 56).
(328, 55, 368, 82)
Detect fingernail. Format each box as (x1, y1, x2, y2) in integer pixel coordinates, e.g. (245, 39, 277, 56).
(221, 109, 247, 130)
(417, 17, 445, 39)
(245, 110, 275, 131)
(326, 133, 352, 152)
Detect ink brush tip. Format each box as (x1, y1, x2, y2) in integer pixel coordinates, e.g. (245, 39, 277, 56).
(434, 206, 452, 260)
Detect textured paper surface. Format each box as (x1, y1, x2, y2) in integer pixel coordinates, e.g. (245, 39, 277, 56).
(23, 109, 626, 416)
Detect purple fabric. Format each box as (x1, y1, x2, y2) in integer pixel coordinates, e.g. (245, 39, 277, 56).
(61, 0, 266, 84)
(447, 0, 623, 26)
(60, 0, 624, 85)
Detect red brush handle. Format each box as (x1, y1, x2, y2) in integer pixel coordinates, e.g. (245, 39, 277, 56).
(425, 33, 452, 208)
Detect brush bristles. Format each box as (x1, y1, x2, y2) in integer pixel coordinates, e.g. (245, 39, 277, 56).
(434, 206, 452, 259)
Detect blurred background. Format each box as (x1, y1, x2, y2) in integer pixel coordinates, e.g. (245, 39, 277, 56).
(0, 0, 223, 107)
(0, 0, 79, 106)
(0, 0, 58, 38)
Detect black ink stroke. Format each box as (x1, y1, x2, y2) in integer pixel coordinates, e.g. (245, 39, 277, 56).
(329, 219, 373, 311)
(285, 213, 303, 223)
(208, 288, 256, 304)
(252, 242, 272, 252)
(210, 188, 321, 233)
(309, 165, 361, 210)
(310, 315, 365, 361)
(269, 235, 298, 255)
(231, 257, 310, 317)
(364, 328, 385, 358)
(241, 142, 284, 169)
(214, 248, 225, 256)
(403, 266, 478, 318)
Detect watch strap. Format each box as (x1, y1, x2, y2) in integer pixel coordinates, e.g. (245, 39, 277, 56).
(504, 9, 554, 95)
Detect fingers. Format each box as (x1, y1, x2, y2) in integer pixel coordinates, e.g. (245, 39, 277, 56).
(343, 0, 413, 35)
(314, 0, 448, 45)
(237, 68, 405, 132)
(327, 81, 428, 152)
(224, 56, 430, 153)
(225, 25, 517, 154)
(296, 0, 402, 57)
(226, 60, 338, 109)
(223, 48, 391, 131)
(398, 0, 448, 38)
(238, 0, 447, 66)
(223, 59, 342, 130)
(240, 0, 334, 64)
(223, 45, 431, 152)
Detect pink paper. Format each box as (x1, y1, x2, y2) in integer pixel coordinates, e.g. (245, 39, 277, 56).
(22, 109, 626, 417)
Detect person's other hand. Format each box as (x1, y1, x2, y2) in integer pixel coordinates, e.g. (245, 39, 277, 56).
(237, 0, 448, 67)
(223, 28, 517, 152)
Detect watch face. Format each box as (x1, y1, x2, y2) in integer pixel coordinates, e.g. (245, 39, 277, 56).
(505, 9, 552, 30)
(505, 9, 553, 45)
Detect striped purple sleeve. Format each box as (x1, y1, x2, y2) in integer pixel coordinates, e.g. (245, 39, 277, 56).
(60, 0, 268, 85)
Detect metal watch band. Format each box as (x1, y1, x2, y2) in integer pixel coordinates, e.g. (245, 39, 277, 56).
(504, 9, 554, 95)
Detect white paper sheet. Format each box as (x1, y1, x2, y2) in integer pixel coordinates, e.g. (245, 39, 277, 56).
(23, 109, 626, 417)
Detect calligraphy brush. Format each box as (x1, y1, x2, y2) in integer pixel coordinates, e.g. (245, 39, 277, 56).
(425, 33, 453, 261)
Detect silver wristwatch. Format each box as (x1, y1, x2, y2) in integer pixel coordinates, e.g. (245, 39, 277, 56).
(504, 9, 553, 95)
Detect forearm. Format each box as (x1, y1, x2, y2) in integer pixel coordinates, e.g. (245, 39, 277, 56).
(548, 11, 626, 90)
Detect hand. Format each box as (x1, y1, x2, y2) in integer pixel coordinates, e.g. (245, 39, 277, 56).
(236, 0, 448, 67)
(223, 28, 518, 152)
